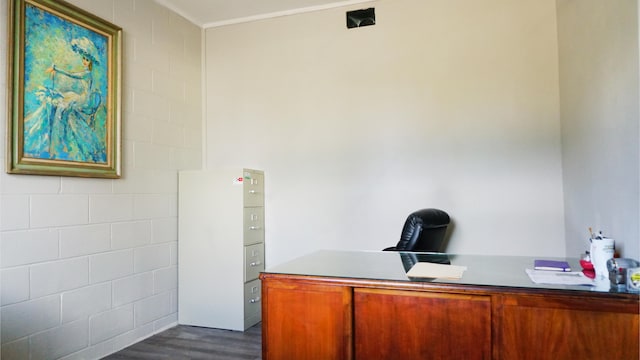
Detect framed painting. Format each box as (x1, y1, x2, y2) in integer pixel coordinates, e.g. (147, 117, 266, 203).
(6, 0, 122, 178)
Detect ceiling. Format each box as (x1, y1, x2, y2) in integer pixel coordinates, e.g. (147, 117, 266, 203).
(155, 0, 375, 28)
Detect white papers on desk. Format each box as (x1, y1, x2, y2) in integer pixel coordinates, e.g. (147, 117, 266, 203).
(525, 269, 594, 286)
(407, 262, 467, 279)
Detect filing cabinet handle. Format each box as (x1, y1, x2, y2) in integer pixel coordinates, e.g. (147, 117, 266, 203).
(249, 296, 261, 303)
(250, 261, 262, 267)
(249, 226, 262, 230)
(249, 190, 257, 194)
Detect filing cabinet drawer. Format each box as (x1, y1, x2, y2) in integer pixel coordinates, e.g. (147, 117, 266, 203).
(243, 171, 264, 207)
(243, 207, 265, 245)
(244, 243, 265, 282)
(244, 279, 262, 327)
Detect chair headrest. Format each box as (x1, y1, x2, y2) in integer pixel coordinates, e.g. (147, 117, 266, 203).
(409, 208, 450, 228)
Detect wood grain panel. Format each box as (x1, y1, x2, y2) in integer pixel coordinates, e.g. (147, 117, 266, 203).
(498, 295, 640, 360)
(261, 277, 353, 360)
(354, 288, 491, 360)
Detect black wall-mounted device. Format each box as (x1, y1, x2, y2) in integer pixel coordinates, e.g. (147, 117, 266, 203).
(346, 8, 375, 29)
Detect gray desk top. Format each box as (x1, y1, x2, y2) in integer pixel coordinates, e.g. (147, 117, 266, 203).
(263, 249, 638, 296)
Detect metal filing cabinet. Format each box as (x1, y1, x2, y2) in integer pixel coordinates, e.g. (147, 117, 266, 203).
(178, 169, 264, 331)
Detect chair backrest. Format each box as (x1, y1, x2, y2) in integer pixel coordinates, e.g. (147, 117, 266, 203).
(394, 208, 450, 252)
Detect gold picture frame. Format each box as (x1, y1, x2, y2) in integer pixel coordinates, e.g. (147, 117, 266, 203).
(6, 0, 122, 178)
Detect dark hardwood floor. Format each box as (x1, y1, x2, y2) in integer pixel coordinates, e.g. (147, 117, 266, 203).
(103, 323, 262, 359)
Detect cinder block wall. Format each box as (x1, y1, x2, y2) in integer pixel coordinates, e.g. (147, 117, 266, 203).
(0, 1, 202, 358)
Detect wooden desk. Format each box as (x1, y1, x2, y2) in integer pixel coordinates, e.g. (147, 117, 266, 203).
(259, 250, 639, 360)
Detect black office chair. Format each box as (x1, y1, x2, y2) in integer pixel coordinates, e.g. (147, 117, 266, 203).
(383, 208, 450, 252)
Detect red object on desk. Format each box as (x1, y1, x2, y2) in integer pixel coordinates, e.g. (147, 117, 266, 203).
(580, 259, 594, 270)
(580, 259, 595, 278)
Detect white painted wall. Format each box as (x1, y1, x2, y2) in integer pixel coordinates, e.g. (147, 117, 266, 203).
(557, 0, 640, 260)
(0, 0, 202, 358)
(204, 0, 566, 266)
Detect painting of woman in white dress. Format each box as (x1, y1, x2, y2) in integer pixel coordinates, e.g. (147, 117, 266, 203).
(22, 4, 108, 163)
(7, 0, 121, 178)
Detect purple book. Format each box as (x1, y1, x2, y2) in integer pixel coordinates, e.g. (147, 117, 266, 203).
(534, 259, 571, 272)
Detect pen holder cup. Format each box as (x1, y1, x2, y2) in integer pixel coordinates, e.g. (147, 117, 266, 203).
(590, 238, 614, 279)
